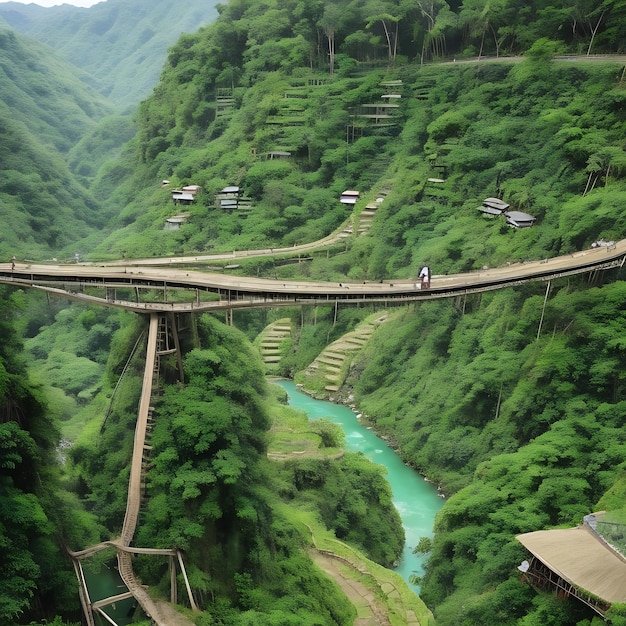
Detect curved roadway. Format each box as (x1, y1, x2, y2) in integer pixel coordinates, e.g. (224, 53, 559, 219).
(1, 239, 625, 312)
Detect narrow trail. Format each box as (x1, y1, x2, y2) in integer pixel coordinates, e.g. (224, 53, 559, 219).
(310, 550, 393, 626)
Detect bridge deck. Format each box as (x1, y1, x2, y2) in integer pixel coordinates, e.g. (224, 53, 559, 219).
(1, 239, 624, 313)
(19, 237, 626, 624)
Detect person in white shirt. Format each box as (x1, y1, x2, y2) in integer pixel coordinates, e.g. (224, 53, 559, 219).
(418, 266, 430, 289)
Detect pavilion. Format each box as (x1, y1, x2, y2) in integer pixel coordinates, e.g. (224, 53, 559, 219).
(517, 513, 626, 617)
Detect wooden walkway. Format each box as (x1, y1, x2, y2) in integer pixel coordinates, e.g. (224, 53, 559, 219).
(1, 238, 625, 313)
(68, 314, 197, 626)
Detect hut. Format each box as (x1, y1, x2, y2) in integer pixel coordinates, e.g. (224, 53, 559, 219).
(340, 190, 360, 205)
(505, 210, 535, 228)
(478, 205, 504, 216)
(216, 186, 240, 209)
(483, 197, 510, 211)
(517, 514, 626, 617)
(265, 151, 291, 160)
(215, 186, 253, 215)
(164, 214, 189, 231)
(171, 190, 195, 205)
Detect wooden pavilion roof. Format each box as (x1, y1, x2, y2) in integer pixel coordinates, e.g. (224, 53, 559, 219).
(517, 524, 626, 604)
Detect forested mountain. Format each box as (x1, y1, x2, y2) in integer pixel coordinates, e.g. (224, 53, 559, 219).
(0, 0, 219, 261)
(0, 27, 114, 260)
(3, 0, 626, 625)
(0, 0, 219, 108)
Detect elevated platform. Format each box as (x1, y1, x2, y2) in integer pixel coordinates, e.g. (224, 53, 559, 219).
(517, 516, 626, 616)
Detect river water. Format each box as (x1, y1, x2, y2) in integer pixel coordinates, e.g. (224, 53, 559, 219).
(274, 380, 444, 592)
(84, 379, 441, 624)
(84, 563, 138, 625)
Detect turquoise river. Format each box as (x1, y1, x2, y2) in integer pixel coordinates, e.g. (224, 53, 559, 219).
(275, 379, 444, 592)
(87, 378, 445, 626)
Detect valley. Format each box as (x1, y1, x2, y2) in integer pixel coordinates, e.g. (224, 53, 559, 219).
(2, 1, 626, 625)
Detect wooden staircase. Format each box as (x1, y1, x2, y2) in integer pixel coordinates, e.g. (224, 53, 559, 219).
(216, 87, 235, 117)
(71, 314, 196, 626)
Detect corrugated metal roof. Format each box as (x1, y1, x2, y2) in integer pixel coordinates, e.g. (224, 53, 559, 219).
(484, 197, 510, 210)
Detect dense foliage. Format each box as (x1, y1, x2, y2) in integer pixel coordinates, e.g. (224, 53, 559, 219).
(85, 1, 626, 266)
(348, 280, 626, 624)
(0, 27, 113, 260)
(0, 287, 95, 625)
(279, 453, 405, 567)
(0, 0, 219, 108)
(0, 0, 215, 259)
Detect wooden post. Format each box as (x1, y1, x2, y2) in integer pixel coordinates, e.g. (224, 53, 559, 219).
(168, 313, 185, 384)
(72, 559, 96, 626)
(94, 607, 118, 626)
(495, 382, 503, 419)
(536, 280, 551, 341)
(170, 555, 177, 605)
(177, 551, 199, 612)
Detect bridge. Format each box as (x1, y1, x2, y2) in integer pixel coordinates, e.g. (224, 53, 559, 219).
(1, 237, 625, 313)
(4, 238, 625, 625)
(66, 313, 197, 626)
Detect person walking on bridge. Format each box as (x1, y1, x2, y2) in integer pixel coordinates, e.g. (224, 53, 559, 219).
(418, 265, 430, 289)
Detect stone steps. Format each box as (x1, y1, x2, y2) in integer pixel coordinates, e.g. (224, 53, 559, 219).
(255, 318, 293, 373)
(303, 313, 389, 394)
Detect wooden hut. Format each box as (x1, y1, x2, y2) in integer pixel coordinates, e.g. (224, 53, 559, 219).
(505, 210, 535, 228)
(517, 515, 626, 618)
(340, 190, 360, 205)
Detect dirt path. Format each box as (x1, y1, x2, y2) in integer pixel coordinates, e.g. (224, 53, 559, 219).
(311, 550, 391, 626)
(310, 549, 423, 626)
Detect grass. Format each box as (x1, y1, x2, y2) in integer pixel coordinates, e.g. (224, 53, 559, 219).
(266, 390, 435, 625)
(266, 392, 344, 458)
(274, 502, 435, 626)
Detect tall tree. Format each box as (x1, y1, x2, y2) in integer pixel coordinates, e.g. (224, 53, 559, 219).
(416, 0, 458, 61)
(319, 2, 347, 74)
(364, 0, 405, 65)
(459, 0, 508, 57)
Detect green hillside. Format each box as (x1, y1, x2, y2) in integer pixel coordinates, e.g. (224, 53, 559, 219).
(81, 2, 626, 623)
(3, 1, 626, 625)
(0, 27, 115, 260)
(0, 0, 219, 108)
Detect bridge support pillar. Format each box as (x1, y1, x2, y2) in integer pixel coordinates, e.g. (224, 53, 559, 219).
(167, 313, 185, 384)
(170, 555, 178, 605)
(536, 280, 551, 341)
(71, 558, 96, 626)
(177, 550, 200, 612)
